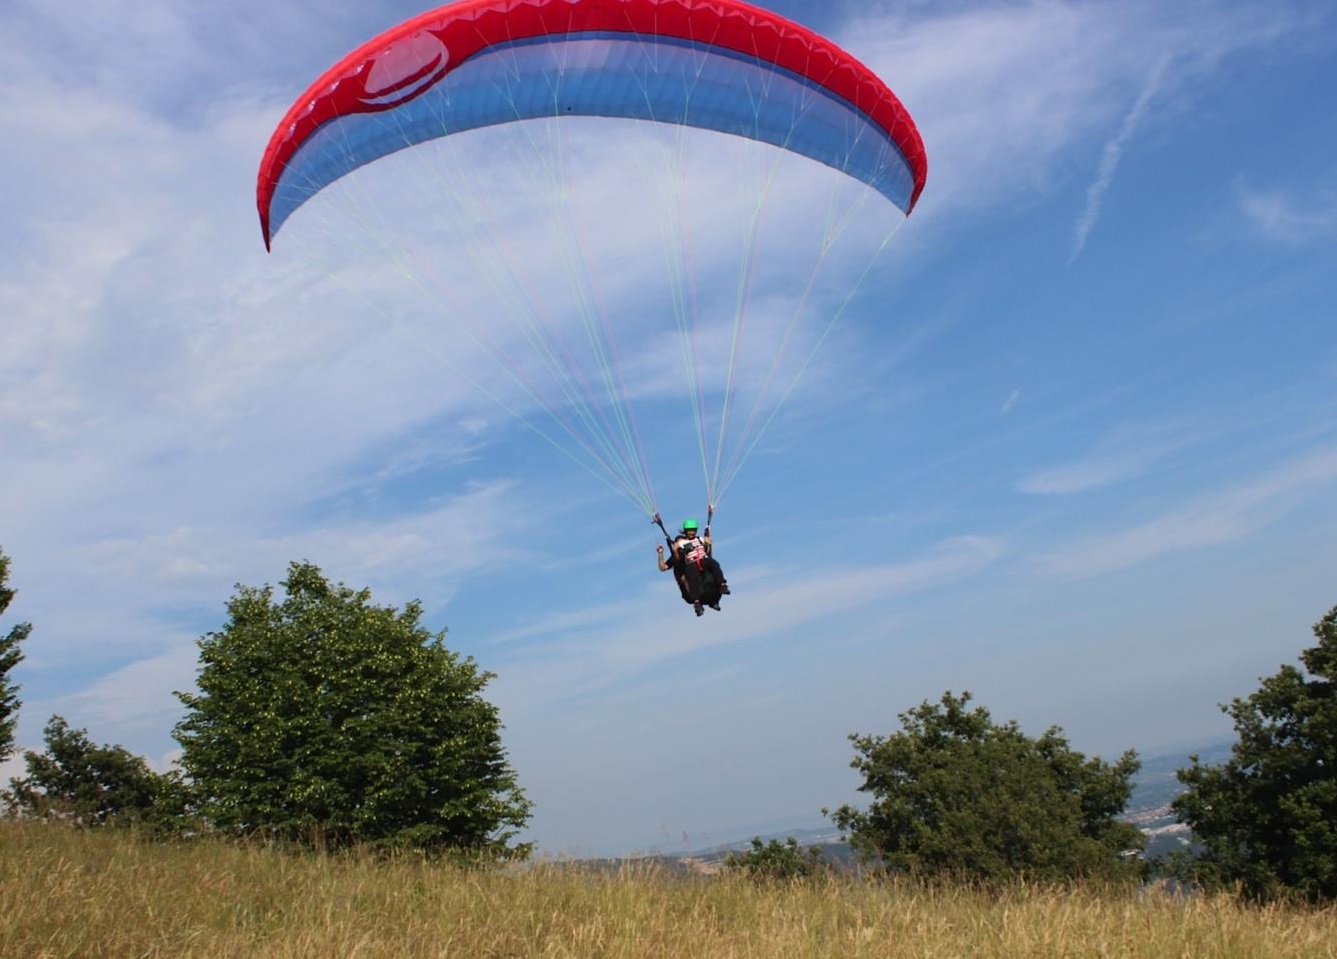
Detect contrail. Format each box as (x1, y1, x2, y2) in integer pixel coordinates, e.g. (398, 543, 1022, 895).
(1070, 55, 1172, 263)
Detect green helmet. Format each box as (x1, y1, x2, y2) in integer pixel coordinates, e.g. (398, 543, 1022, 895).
(682, 518, 699, 531)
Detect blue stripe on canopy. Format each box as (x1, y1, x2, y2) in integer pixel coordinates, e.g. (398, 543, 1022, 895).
(269, 33, 917, 238)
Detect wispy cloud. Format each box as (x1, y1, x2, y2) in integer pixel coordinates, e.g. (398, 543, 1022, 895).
(1037, 447, 1337, 578)
(53, 645, 201, 737)
(1018, 423, 1196, 495)
(842, 0, 1313, 272)
(491, 534, 1005, 715)
(1000, 389, 1021, 415)
(1069, 55, 1172, 261)
(1236, 180, 1337, 244)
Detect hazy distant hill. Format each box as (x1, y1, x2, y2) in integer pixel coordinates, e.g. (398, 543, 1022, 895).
(1121, 740, 1233, 860)
(1127, 741, 1233, 814)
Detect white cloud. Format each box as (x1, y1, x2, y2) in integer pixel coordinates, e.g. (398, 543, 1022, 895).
(0, 754, 25, 799)
(1037, 447, 1337, 578)
(55, 645, 201, 737)
(1236, 180, 1337, 244)
(1018, 424, 1197, 495)
(844, 0, 1311, 249)
(1020, 452, 1157, 496)
(492, 534, 1005, 716)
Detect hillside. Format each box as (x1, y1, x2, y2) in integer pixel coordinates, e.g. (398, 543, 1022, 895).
(7, 820, 1335, 958)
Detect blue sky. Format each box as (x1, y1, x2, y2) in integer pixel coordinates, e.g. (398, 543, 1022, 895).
(2, 0, 1336, 856)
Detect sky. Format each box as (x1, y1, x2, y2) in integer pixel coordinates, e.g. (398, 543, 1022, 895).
(2, 0, 1336, 857)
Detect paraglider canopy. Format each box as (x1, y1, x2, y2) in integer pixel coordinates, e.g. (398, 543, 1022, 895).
(258, 0, 927, 248)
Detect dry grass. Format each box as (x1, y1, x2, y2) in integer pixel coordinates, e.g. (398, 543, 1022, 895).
(3, 821, 1335, 958)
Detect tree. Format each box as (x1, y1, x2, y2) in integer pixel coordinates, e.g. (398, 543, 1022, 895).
(174, 561, 532, 857)
(829, 691, 1143, 883)
(1171, 604, 1337, 902)
(5, 716, 187, 828)
(1, 546, 32, 763)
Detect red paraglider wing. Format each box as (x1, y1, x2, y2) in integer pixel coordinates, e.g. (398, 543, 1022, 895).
(257, 0, 927, 248)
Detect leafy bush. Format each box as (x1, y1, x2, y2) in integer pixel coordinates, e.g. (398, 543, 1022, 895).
(830, 691, 1144, 884)
(5, 716, 187, 831)
(725, 836, 824, 880)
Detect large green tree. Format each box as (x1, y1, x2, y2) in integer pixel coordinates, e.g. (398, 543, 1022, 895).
(0, 546, 32, 762)
(1172, 604, 1337, 902)
(829, 691, 1143, 883)
(174, 561, 531, 857)
(5, 716, 187, 828)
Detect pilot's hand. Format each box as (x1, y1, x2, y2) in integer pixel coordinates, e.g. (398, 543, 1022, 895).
(656, 545, 664, 554)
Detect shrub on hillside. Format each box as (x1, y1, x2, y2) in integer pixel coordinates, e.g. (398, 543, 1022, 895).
(830, 691, 1144, 884)
(725, 836, 825, 880)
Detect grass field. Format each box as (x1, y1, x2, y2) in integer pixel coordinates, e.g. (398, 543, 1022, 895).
(4, 822, 1335, 958)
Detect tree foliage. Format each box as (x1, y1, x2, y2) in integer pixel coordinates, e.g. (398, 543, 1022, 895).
(725, 836, 826, 880)
(0, 546, 32, 762)
(5, 716, 186, 828)
(174, 561, 531, 857)
(1171, 604, 1337, 902)
(829, 691, 1143, 883)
